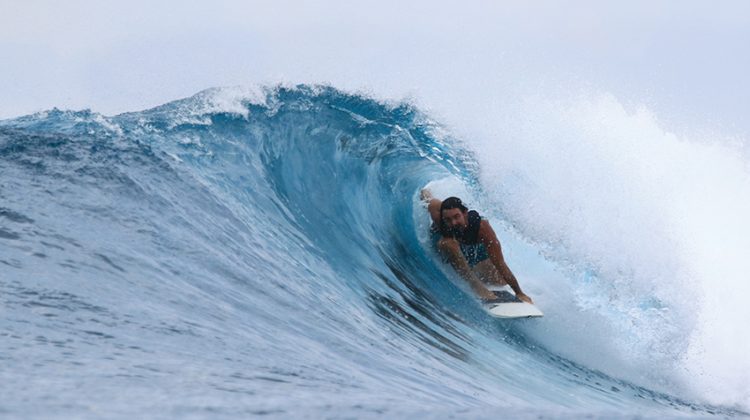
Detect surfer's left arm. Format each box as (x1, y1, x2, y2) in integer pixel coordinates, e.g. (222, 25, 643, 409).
(479, 220, 533, 304)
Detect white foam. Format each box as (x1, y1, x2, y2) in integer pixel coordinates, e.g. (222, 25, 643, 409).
(468, 91, 750, 408)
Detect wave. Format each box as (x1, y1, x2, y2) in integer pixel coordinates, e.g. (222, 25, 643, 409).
(0, 85, 745, 417)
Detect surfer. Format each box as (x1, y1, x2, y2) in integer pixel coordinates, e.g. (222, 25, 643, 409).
(421, 189, 533, 304)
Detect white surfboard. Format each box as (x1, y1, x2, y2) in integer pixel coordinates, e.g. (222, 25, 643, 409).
(483, 287, 544, 319)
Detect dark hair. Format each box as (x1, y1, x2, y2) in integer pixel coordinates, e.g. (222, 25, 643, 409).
(438, 197, 469, 237)
(440, 196, 468, 213)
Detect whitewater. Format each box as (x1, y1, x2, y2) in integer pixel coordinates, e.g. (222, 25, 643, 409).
(1, 85, 748, 418)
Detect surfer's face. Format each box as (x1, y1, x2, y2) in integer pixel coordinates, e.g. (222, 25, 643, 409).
(441, 208, 467, 235)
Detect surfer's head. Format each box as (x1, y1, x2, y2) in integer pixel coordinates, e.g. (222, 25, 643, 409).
(440, 197, 469, 237)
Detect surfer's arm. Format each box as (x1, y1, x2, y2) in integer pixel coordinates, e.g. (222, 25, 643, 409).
(479, 221, 533, 304)
(437, 237, 497, 301)
(420, 189, 442, 225)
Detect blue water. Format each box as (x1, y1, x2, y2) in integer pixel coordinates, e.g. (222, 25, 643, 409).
(0, 85, 745, 418)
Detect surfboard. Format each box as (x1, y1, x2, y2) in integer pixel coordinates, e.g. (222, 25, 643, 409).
(483, 287, 544, 319)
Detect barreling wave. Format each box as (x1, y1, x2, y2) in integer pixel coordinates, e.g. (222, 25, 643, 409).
(0, 85, 743, 418)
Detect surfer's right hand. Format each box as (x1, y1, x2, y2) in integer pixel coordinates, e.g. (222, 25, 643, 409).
(516, 293, 533, 304)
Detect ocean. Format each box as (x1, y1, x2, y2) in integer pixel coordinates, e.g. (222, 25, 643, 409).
(1, 85, 747, 418)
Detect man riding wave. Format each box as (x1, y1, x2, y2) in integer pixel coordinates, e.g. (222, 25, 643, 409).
(421, 189, 533, 304)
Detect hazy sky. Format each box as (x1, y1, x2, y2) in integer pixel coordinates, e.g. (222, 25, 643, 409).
(2, 0, 749, 136)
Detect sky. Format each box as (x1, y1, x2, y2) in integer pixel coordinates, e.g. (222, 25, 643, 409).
(2, 0, 750, 138)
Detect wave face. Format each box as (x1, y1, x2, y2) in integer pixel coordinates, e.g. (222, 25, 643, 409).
(0, 86, 744, 418)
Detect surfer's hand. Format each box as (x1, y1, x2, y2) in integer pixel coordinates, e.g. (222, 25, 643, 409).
(516, 293, 533, 304)
(480, 290, 498, 301)
(419, 189, 433, 202)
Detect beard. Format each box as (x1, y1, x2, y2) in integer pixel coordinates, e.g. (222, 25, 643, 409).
(444, 225, 466, 239)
